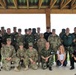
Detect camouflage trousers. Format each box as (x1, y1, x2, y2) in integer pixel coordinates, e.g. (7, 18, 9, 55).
(41, 56, 53, 69)
(2, 57, 20, 71)
(65, 46, 74, 64)
(29, 60, 38, 70)
(19, 58, 29, 67)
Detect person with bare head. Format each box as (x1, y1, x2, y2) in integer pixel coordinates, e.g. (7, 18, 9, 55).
(40, 42, 53, 70)
(44, 27, 52, 41)
(61, 28, 75, 66)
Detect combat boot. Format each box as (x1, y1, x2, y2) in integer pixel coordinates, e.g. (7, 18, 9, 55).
(14, 67, 19, 72)
(24, 66, 28, 71)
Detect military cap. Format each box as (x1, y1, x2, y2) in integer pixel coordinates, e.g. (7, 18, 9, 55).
(28, 43, 33, 47)
(18, 29, 21, 32)
(1, 27, 4, 29)
(19, 42, 23, 46)
(52, 29, 55, 31)
(13, 27, 17, 29)
(25, 29, 27, 32)
(7, 38, 11, 41)
(28, 28, 31, 31)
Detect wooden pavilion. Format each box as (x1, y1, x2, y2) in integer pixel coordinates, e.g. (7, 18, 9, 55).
(0, 0, 76, 29)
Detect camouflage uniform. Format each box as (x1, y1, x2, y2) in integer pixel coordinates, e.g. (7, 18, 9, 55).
(48, 34, 61, 62)
(1, 45, 19, 71)
(26, 43, 38, 70)
(40, 48, 53, 69)
(15, 34, 24, 50)
(17, 48, 29, 67)
(37, 38, 46, 67)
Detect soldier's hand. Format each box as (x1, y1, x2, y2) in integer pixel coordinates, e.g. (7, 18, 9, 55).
(6, 57, 11, 61)
(29, 58, 33, 63)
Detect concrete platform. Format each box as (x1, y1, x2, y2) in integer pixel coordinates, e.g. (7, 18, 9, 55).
(0, 64, 76, 75)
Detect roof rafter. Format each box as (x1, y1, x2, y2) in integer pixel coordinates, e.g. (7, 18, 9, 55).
(71, 0, 76, 9)
(0, 0, 6, 8)
(50, 0, 57, 9)
(13, 0, 18, 8)
(61, 0, 71, 9)
(39, 0, 43, 9)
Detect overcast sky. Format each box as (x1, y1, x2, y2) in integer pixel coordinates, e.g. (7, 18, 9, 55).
(0, 14, 76, 35)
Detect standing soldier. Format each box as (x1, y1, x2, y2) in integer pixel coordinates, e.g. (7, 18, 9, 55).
(1, 38, 20, 71)
(12, 27, 18, 50)
(72, 27, 76, 50)
(48, 29, 61, 64)
(15, 29, 23, 51)
(26, 43, 38, 70)
(1, 27, 5, 36)
(44, 27, 52, 41)
(37, 33, 46, 67)
(61, 28, 75, 65)
(2, 28, 13, 44)
(17, 42, 29, 71)
(26, 28, 34, 47)
(40, 42, 53, 70)
(23, 29, 28, 49)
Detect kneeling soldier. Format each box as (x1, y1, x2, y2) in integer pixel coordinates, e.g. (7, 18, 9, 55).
(17, 42, 29, 71)
(1, 38, 20, 71)
(26, 43, 38, 70)
(40, 42, 53, 71)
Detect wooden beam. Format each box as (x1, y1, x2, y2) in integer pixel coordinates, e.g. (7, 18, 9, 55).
(60, 0, 64, 8)
(72, 4, 76, 9)
(71, 0, 75, 6)
(0, 9, 76, 14)
(13, 0, 18, 8)
(61, 0, 71, 9)
(27, 0, 29, 9)
(46, 9, 50, 28)
(39, 0, 43, 9)
(50, 0, 57, 9)
(0, 0, 6, 8)
(71, 0, 76, 9)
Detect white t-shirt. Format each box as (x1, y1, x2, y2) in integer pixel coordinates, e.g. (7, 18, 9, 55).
(57, 51, 65, 60)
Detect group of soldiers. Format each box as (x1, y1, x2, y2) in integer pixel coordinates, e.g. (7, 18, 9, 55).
(0, 26, 76, 71)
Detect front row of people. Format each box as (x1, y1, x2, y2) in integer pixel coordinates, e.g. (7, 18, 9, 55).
(0, 38, 76, 71)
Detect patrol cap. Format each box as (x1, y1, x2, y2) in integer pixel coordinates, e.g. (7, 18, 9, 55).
(25, 29, 27, 32)
(19, 42, 23, 46)
(1, 27, 4, 29)
(28, 28, 31, 31)
(7, 38, 11, 41)
(52, 29, 55, 31)
(28, 43, 33, 47)
(18, 29, 21, 32)
(13, 27, 17, 29)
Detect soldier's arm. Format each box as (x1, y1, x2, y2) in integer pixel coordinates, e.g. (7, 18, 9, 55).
(17, 50, 20, 58)
(34, 49, 38, 62)
(1, 47, 6, 60)
(11, 46, 16, 58)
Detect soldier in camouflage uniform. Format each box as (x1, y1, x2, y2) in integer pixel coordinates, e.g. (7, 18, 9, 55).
(23, 29, 28, 49)
(1, 38, 20, 71)
(17, 42, 29, 71)
(26, 43, 38, 70)
(48, 29, 61, 63)
(12, 27, 18, 51)
(37, 33, 46, 67)
(40, 42, 53, 70)
(26, 28, 34, 47)
(2, 28, 14, 44)
(15, 29, 24, 51)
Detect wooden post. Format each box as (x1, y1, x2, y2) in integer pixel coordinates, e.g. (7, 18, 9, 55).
(46, 9, 51, 29)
